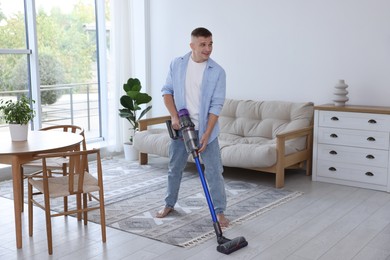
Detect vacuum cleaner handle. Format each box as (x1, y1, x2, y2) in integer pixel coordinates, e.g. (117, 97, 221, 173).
(194, 157, 219, 224)
(179, 108, 248, 255)
(178, 109, 218, 220)
(194, 144, 248, 254)
(165, 120, 179, 139)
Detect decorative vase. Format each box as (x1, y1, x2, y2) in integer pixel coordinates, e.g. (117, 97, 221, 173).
(332, 80, 349, 107)
(9, 123, 28, 141)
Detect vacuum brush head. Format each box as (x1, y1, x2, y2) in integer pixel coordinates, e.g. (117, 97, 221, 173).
(216, 236, 248, 255)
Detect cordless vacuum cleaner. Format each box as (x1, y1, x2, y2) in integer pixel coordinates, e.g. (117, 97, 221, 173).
(167, 109, 248, 255)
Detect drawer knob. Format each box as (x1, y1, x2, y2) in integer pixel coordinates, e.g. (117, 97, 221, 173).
(368, 119, 377, 124)
(329, 150, 338, 155)
(331, 116, 339, 121)
(367, 137, 376, 142)
(330, 133, 338, 138)
(366, 154, 375, 159)
(365, 172, 374, 177)
(328, 167, 337, 172)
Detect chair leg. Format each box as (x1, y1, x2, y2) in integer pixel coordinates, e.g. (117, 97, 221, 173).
(28, 180, 33, 237)
(63, 196, 68, 212)
(20, 166, 24, 212)
(99, 191, 106, 243)
(62, 165, 69, 212)
(83, 193, 88, 225)
(76, 194, 82, 221)
(43, 192, 53, 255)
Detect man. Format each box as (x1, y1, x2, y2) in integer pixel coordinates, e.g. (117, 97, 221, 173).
(156, 27, 229, 227)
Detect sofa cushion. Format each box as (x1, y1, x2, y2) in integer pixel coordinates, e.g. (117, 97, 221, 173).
(218, 99, 313, 168)
(218, 137, 298, 168)
(219, 99, 313, 139)
(134, 129, 170, 157)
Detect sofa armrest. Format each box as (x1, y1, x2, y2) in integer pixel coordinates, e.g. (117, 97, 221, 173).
(274, 125, 313, 186)
(275, 125, 313, 157)
(137, 116, 170, 165)
(275, 125, 313, 141)
(138, 115, 171, 131)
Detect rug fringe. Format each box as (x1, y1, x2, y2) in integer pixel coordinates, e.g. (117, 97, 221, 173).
(179, 191, 303, 248)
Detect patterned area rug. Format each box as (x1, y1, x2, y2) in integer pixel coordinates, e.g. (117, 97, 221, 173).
(0, 157, 302, 248)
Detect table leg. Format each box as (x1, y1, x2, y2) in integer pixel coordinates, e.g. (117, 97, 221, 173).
(11, 156, 23, 249)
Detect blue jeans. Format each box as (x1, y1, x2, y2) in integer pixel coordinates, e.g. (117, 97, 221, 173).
(164, 134, 227, 214)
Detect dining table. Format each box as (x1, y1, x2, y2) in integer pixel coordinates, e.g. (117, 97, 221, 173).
(0, 130, 83, 249)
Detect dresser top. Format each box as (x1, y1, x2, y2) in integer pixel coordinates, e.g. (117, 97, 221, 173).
(314, 104, 390, 114)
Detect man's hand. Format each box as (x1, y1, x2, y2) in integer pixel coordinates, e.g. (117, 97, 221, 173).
(171, 115, 180, 130)
(198, 133, 209, 153)
(198, 113, 218, 153)
(163, 94, 180, 130)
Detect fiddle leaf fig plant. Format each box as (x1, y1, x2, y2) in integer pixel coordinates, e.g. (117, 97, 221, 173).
(118, 77, 152, 143)
(0, 95, 35, 125)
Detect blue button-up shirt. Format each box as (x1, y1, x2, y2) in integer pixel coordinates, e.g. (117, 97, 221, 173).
(161, 52, 226, 144)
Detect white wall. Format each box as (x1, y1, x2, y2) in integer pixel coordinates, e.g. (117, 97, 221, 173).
(144, 0, 390, 117)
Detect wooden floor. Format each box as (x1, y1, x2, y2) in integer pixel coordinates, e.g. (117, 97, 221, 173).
(1, 156, 390, 260)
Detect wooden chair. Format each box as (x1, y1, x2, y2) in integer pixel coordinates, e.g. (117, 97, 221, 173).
(20, 125, 87, 212)
(27, 148, 106, 255)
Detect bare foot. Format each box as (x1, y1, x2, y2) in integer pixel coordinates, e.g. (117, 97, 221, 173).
(156, 207, 173, 218)
(217, 213, 230, 228)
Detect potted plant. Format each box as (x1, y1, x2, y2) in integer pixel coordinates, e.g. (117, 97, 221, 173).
(0, 95, 36, 141)
(118, 77, 152, 160)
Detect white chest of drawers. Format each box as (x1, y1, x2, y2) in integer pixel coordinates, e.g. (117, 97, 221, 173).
(312, 104, 390, 192)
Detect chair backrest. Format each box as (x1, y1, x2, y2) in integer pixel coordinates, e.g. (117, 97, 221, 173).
(40, 125, 87, 151)
(38, 149, 102, 195)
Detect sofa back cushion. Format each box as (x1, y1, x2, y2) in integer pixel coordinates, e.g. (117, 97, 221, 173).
(219, 99, 314, 139)
(218, 99, 314, 168)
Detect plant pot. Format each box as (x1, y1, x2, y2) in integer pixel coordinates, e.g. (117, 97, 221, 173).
(9, 123, 28, 141)
(123, 142, 138, 161)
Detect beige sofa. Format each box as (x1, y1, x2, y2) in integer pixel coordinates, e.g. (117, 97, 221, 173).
(134, 99, 314, 188)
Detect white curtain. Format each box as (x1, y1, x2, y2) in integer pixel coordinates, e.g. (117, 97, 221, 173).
(106, 0, 133, 152)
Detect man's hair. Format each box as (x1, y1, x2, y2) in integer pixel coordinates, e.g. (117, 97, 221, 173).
(191, 27, 212, 38)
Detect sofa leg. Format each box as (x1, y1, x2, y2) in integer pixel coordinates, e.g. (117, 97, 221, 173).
(275, 167, 285, 188)
(305, 159, 312, 176)
(139, 153, 148, 165)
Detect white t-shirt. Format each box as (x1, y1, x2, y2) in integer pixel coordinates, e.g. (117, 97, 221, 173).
(185, 57, 207, 129)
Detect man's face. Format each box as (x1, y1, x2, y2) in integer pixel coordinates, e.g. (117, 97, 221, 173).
(190, 36, 213, 63)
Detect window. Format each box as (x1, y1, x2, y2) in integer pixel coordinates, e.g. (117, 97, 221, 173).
(0, 0, 31, 129)
(0, 0, 109, 142)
